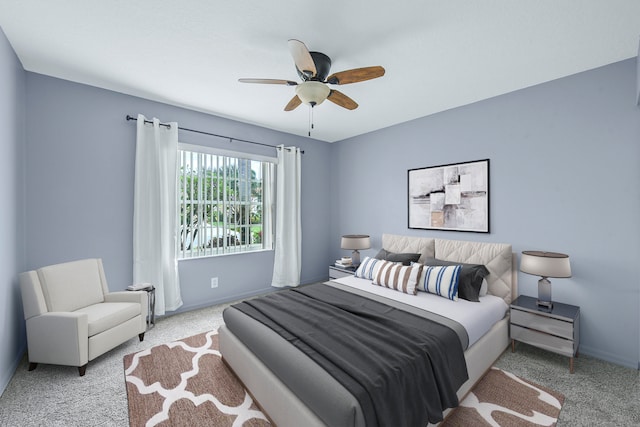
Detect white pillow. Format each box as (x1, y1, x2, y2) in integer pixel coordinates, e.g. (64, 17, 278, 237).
(479, 278, 488, 297)
(417, 265, 462, 301)
(372, 260, 423, 295)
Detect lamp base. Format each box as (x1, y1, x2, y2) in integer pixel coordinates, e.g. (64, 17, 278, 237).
(537, 277, 553, 310)
(352, 250, 361, 267)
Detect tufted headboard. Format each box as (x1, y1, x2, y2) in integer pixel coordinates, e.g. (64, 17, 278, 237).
(381, 234, 515, 303)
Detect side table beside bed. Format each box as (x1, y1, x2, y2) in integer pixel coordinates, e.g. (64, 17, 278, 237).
(510, 295, 580, 373)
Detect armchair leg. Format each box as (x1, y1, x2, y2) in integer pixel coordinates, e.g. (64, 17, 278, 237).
(78, 364, 87, 376)
(28, 362, 38, 371)
(138, 332, 145, 342)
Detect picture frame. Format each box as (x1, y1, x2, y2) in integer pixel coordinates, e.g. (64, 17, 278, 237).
(408, 159, 490, 233)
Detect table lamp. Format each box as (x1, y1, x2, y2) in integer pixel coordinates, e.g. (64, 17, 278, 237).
(520, 250, 571, 309)
(341, 235, 371, 267)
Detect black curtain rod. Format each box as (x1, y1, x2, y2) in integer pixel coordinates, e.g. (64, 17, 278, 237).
(125, 115, 304, 154)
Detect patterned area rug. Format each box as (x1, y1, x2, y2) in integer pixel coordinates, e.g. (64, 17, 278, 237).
(442, 367, 565, 427)
(124, 332, 564, 427)
(123, 331, 270, 427)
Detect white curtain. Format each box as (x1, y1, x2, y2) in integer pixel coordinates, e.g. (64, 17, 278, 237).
(262, 162, 275, 251)
(271, 145, 302, 287)
(133, 114, 183, 315)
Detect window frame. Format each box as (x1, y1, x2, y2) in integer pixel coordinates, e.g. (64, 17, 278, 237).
(177, 143, 275, 260)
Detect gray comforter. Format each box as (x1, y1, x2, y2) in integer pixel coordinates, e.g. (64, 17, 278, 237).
(231, 283, 468, 426)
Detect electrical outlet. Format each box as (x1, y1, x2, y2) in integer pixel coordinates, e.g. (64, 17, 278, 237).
(211, 277, 218, 288)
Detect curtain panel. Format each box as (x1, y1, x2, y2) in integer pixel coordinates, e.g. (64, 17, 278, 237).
(271, 145, 302, 287)
(133, 114, 183, 314)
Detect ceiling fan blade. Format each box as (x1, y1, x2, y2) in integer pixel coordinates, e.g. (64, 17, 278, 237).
(238, 78, 297, 86)
(325, 66, 385, 85)
(288, 39, 317, 79)
(327, 90, 358, 110)
(284, 95, 302, 111)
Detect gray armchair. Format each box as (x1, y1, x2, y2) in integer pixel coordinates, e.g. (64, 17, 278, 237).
(19, 258, 148, 376)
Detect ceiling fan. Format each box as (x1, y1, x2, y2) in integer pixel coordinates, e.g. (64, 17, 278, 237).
(239, 39, 385, 111)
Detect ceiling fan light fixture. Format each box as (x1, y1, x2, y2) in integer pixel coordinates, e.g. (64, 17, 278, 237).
(295, 81, 330, 106)
(239, 40, 384, 113)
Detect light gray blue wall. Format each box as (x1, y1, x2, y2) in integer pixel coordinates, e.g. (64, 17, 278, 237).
(636, 41, 640, 105)
(23, 73, 332, 314)
(330, 58, 640, 369)
(0, 27, 26, 393)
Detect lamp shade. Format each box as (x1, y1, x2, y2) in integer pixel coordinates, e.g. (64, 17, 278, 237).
(520, 251, 571, 278)
(341, 235, 371, 250)
(295, 81, 330, 106)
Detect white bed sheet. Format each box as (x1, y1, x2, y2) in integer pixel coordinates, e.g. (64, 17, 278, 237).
(332, 275, 508, 347)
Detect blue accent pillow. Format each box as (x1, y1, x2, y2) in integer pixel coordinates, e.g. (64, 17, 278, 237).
(418, 265, 462, 301)
(422, 257, 489, 302)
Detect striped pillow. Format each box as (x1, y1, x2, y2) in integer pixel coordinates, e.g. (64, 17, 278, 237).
(372, 260, 423, 295)
(355, 256, 383, 280)
(418, 265, 462, 301)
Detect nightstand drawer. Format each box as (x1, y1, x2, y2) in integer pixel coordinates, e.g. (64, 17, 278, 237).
(510, 324, 575, 357)
(329, 266, 355, 279)
(511, 309, 574, 340)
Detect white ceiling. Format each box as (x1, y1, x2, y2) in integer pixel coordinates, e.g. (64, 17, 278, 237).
(1, 1, 639, 142)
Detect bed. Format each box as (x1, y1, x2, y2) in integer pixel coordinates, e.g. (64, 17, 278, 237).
(219, 234, 516, 426)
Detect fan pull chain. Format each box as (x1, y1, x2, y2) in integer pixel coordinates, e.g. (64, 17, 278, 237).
(308, 106, 315, 137)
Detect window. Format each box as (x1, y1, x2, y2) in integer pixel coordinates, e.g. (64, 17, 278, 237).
(177, 144, 275, 259)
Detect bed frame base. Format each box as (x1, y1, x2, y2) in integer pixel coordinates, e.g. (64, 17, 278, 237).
(220, 325, 327, 427)
(219, 316, 509, 427)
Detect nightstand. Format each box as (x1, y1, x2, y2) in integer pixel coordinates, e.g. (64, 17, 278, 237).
(510, 295, 580, 373)
(329, 265, 357, 279)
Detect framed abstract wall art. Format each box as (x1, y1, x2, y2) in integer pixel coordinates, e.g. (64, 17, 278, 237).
(408, 159, 490, 233)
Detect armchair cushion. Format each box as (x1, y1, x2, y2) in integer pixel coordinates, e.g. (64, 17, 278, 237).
(75, 302, 142, 337)
(20, 270, 48, 319)
(37, 259, 106, 312)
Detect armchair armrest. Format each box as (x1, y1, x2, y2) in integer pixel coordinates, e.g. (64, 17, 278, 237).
(105, 291, 148, 323)
(26, 312, 89, 367)
(105, 290, 147, 304)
